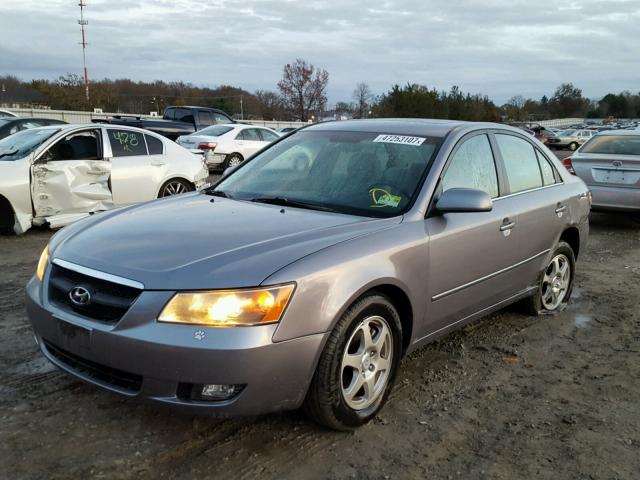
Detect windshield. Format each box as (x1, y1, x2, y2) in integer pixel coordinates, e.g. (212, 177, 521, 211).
(580, 135, 640, 155)
(0, 128, 60, 161)
(214, 130, 442, 218)
(196, 125, 234, 137)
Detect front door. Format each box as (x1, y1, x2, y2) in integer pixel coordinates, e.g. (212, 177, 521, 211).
(421, 132, 522, 340)
(31, 128, 113, 220)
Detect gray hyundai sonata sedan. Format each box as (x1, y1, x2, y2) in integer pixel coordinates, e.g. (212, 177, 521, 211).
(26, 119, 591, 430)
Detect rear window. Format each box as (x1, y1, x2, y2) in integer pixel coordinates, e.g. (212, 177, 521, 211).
(198, 125, 233, 137)
(580, 135, 640, 155)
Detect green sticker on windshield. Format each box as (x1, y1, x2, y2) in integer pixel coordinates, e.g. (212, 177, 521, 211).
(370, 188, 401, 208)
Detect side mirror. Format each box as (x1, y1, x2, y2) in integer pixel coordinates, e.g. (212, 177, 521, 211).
(435, 188, 493, 214)
(222, 164, 239, 178)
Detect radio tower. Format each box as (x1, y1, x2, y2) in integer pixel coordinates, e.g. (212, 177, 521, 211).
(78, 1, 89, 101)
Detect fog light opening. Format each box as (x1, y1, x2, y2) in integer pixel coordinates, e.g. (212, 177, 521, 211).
(178, 383, 245, 402)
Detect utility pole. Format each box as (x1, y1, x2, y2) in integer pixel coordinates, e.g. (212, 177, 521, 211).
(240, 95, 244, 120)
(78, 1, 90, 101)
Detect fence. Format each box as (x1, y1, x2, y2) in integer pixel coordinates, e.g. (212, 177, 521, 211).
(5, 108, 307, 129)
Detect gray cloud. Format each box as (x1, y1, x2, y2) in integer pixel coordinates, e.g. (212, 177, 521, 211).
(0, 0, 638, 104)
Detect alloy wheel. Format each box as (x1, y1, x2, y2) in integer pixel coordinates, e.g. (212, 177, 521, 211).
(161, 181, 188, 197)
(340, 315, 394, 410)
(541, 254, 571, 310)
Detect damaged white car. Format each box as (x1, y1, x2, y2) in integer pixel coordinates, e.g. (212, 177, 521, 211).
(0, 124, 209, 234)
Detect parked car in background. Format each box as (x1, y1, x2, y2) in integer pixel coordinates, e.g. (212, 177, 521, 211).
(176, 124, 280, 170)
(95, 106, 235, 141)
(26, 119, 590, 430)
(0, 124, 208, 234)
(0, 117, 66, 140)
(277, 127, 298, 134)
(564, 131, 640, 211)
(547, 129, 597, 151)
(0, 109, 18, 118)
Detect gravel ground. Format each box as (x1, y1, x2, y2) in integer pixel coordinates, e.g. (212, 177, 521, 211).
(1, 154, 639, 479)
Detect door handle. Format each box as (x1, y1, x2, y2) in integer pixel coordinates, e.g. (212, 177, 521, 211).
(555, 205, 567, 213)
(500, 221, 516, 231)
(151, 160, 166, 166)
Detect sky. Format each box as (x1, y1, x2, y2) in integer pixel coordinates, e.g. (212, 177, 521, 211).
(0, 0, 639, 105)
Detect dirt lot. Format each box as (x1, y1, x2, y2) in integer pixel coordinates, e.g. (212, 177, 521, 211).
(2, 176, 639, 479)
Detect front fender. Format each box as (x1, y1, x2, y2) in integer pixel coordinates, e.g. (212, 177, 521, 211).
(265, 221, 429, 343)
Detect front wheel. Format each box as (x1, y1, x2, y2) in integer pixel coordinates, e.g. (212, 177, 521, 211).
(522, 241, 575, 315)
(304, 293, 402, 431)
(158, 178, 193, 198)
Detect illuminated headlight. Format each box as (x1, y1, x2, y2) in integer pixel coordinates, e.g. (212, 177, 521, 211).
(36, 245, 49, 282)
(158, 284, 295, 327)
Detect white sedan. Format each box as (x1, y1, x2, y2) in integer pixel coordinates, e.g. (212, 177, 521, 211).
(0, 124, 209, 234)
(176, 124, 281, 170)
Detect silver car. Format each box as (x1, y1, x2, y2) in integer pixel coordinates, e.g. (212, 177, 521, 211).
(26, 119, 590, 430)
(567, 130, 640, 211)
(547, 129, 597, 151)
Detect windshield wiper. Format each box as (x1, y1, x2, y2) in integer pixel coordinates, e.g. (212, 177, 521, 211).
(250, 196, 337, 212)
(204, 189, 233, 198)
(0, 148, 18, 159)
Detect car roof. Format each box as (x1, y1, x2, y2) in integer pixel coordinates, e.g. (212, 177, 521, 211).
(304, 118, 485, 137)
(595, 130, 640, 136)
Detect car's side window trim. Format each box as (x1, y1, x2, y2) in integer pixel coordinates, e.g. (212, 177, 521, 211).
(35, 127, 104, 163)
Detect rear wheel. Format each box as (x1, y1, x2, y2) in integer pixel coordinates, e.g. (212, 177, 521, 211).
(158, 178, 193, 198)
(522, 241, 575, 315)
(226, 154, 243, 168)
(304, 293, 402, 431)
(568, 142, 579, 151)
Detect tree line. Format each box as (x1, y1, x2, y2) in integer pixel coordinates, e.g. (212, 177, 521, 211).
(1, 58, 638, 122)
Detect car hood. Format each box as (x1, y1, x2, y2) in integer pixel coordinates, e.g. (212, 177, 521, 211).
(51, 193, 400, 290)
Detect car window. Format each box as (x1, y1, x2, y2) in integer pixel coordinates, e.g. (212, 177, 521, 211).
(198, 110, 214, 126)
(217, 130, 443, 218)
(198, 125, 233, 137)
(535, 149, 559, 185)
(47, 130, 101, 161)
(580, 135, 640, 155)
(214, 113, 230, 124)
(244, 129, 261, 141)
(164, 109, 175, 120)
(259, 129, 280, 142)
(108, 129, 147, 157)
(495, 134, 543, 194)
(145, 134, 164, 155)
(174, 109, 194, 124)
(0, 128, 60, 162)
(441, 134, 499, 198)
(10, 125, 19, 134)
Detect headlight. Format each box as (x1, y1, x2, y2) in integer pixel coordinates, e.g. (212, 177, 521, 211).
(158, 284, 295, 327)
(36, 245, 49, 281)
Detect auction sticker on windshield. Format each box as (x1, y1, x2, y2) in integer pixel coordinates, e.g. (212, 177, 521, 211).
(373, 134, 426, 146)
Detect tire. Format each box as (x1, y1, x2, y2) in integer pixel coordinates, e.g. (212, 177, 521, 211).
(158, 178, 193, 198)
(304, 293, 402, 431)
(568, 142, 579, 151)
(521, 241, 575, 315)
(225, 154, 243, 169)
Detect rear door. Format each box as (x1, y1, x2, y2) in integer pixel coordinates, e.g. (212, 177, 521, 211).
(235, 128, 264, 157)
(106, 128, 162, 204)
(31, 128, 113, 219)
(491, 132, 568, 290)
(258, 128, 280, 147)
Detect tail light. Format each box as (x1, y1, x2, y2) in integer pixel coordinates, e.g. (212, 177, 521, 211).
(198, 142, 217, 151)
(562, 157, 576, 175)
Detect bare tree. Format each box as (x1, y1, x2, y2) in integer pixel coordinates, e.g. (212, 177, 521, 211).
(352, 82, 373, 118)
(277, 58, 329, 121)
(255, 89, 284, 120)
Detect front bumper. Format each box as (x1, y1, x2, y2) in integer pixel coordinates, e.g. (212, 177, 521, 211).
(25, 276, 326, 416)
(589, 184, 640, 212)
